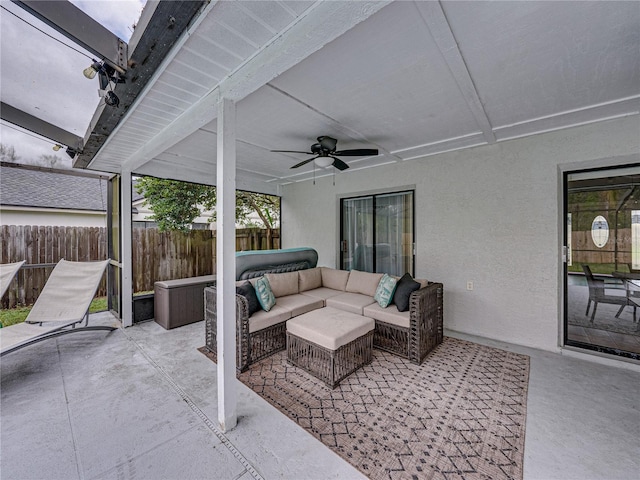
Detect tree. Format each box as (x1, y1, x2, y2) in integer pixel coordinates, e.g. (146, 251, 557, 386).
(0, 143, 19, 162)
(135, 177, 280, 239)
(38, 154, 61, 168)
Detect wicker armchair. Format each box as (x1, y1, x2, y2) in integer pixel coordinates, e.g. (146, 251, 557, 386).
(373, 282, 443, 364)
(205, 286, 286, 373)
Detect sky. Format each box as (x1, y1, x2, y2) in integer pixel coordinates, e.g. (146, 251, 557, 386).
(0, 0, 146, 168)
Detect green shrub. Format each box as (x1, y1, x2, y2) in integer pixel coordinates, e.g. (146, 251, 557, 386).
(1, 297, 107, 328)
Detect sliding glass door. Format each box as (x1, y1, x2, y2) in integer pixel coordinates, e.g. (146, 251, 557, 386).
(564, 166, 640, 360)
(341, 190, 414, 276)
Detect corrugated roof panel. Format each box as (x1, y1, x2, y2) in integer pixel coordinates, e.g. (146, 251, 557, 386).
(212, 2, 277, 46)
(160, 70, 211, 96)
(126, 112, 167, 129)
(239, 1, 300, 33)
(195, 18, 258, 56)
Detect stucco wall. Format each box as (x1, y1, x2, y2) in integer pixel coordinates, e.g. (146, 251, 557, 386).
(0, 208, 106, 228)
(280, 116, 640, 352)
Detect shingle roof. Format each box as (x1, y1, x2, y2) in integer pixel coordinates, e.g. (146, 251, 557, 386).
(0, 163, 108, 212)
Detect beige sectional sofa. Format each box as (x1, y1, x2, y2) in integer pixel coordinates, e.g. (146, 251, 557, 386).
(205, 267, 443, 373)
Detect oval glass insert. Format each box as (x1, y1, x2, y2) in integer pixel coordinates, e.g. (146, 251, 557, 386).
(591, 215, 609, 248)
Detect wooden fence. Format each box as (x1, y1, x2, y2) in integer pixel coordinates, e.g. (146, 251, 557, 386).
(1, 225, 108, 309)
(570, 228, 632, 267)
(1, 225, 279, 308)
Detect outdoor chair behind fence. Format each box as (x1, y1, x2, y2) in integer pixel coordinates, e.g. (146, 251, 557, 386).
(582, 264, 635, 322)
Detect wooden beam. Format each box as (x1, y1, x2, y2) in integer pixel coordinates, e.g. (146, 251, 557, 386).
(125, 88, 220, 172)
(12, 0, 127, 71)
(218, 1, 392, 101)
(73, 1, 207, 169)
(122, 1, 391, 174)
(415, 1, 496, 144)
(0, 102, 84, 150)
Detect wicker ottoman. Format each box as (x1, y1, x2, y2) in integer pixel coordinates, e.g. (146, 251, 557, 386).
(286, 307, 375, 388)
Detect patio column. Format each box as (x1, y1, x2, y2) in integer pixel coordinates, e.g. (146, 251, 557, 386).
(121, 167, 133, 327)
(216, 97, 237, 432)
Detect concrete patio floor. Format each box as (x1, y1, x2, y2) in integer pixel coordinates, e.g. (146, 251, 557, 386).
(1, 312, 639, 480)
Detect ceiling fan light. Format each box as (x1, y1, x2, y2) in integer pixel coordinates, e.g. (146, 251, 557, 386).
(315, 157, 333, 168)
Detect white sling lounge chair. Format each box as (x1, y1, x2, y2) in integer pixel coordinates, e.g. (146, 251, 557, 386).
(0, 259, 115, 357)
(0, 260, 25, 298)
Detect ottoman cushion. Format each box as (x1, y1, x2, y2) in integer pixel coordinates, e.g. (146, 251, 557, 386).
(286, 307, 374, 350)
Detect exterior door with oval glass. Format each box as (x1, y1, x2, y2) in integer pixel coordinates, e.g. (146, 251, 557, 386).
(564, 167, 640, 361)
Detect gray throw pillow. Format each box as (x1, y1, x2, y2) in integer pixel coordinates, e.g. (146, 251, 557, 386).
(236, 281, 261, 316)
(393, 273, 420, 312)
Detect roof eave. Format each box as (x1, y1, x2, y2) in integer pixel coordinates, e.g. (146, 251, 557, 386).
(73, 0, 207, 170)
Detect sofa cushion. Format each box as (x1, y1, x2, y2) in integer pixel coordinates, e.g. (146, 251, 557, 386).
(275, 294, 324, 317)
(255, 276, 276, 311)
(345, 270, 384, 297)
(300, 287, 343, 305)
(298, 267, 322, 292)
(287, 307, 374, 350)
(320, 267, 350, 291)
(236, 281, 261, 316)
(374, 274, 398, 308)
(393, 273, 420, 312)
(326, 292, 376, 315)
(363, 303, 410, 329)
(265, 271, 299, 297)
(248, 305, 291, 333)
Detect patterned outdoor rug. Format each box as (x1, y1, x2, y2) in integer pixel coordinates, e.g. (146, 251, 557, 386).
(567, 314, 640, 336)
(199, 337, 530, 480)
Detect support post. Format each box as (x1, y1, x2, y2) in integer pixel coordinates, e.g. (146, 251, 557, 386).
(121, 168, 133, 327)
(216, 97, 237, 432)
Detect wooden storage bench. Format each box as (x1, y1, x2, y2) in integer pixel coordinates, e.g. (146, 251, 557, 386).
(154, 275, 216, 329)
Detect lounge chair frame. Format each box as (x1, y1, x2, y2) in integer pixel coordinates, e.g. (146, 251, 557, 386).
(0, 259, 116, 357)
(0, 260, 25, 299)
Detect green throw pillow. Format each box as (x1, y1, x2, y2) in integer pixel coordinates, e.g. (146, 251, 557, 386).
(255, 276, 276, 312)
(374, 273, 398, 308)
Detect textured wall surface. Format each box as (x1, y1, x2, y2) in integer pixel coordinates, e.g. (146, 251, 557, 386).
(281, 116, 640, 352)
(0, 210, 107, 228)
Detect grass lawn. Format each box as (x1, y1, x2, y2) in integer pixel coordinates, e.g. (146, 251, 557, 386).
(0, 297, 108, 328)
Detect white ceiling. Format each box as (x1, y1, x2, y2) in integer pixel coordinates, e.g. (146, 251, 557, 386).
(87, 1, 640, 195)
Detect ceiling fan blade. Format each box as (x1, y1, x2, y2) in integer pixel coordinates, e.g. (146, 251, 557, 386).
(333, 148, 379, 156)
(290, 156, 318, 169)
(317, 136, 337, 151)
(271, 149, 313, 154)
(331, 157, 350, 171)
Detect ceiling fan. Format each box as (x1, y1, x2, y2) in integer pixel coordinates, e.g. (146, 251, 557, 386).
(271, 136, 378, 171)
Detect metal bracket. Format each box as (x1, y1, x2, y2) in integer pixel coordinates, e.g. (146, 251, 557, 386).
(12, 0, 128, 72)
